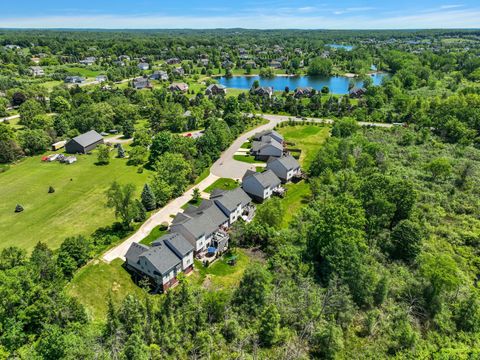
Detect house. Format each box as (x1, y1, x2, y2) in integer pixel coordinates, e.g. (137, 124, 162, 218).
(266, 155, 301, 183)
(31, 57, 41, 64)
(64, 76, 85, 84)
(125, 233, 194, 292)
(149, 70, 169, 81)
(118, 55, 130, 61)
(137, 62, 150, 71)
(113, 60, 125, 66)
(132, 77, 151, 90)
(166, 57, 181, 65)
(269, 60, 282, 69)
(65, 130, 104, 154)
(168, 82, 189, 93)
(170, 200, 229, 254)
(243, 60, 257, 69)
(251, 86, 274, 98)
(205, 84, 227, 96)
(349, 87, 366, 98)
(252, 129, 284, 144)
(172, 67, 185, 77)
(294, 87, 315, 98)
(4, 45, 20, 50)
(79, 57, 96, 66)
(210, 187, 252, 225)
(250, 136, 284, 161)
(242, 169, 282, 202)
(222, 60, 234, 69)
(96, 75, 108, 82)
(198, 59, 209, 67)
(29, 66, 44, 77)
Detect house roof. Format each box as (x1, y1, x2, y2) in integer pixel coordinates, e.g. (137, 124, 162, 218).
(141, 243, 181, 275)
(267, 154, 300, 171)
(71, 130, 103, 148)
(253, 129, 284, 142)
(206, 84, 226, 91)
(242, 169, 281, 189)
(152, 232, 193, 257)
(211, 187, 251, 212)
(125, 242, 150, 265)
(251, 136, 283, 152)
(172, 199, 228, 239)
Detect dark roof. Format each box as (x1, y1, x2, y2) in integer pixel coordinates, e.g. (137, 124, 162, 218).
(125, 242, 150, 265)
(152, 232, 193, 257)
(142, 243, 181, 275)
(71, 130, 103, 148)
(267, 154, 300, 170)
(211, 187, 252, 212)
(252, 129, 283, 142)
(242, 169, 281, 189)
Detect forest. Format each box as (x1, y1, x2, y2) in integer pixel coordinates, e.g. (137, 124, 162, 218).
(0, 29, 479, 358)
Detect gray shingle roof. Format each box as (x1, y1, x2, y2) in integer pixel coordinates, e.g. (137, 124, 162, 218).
(152, 232, 193, 257)
(251, 137, 283, 152)
(253, 129, 284, 142)
(242, 169, 281, 189)
(142, 243, 181, 275)
(71, 130, 103, 148)
(211, 187, 252, 212)
(125, 242, 149, 265)
(267, 154, 300, 171)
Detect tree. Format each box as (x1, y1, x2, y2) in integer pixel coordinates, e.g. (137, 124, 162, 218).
(117, 144, 126, 158)
(0, 246, 26, 270)
(390, 220, 423, 263)
(19, 99, 45, 128)
(150, 178, 174, 208)
(127, 145, 148, 166)
(96, 144, 110, 165)
(426, 157, 452, 181)
(141, 184, 157, 211)
(50, 96, 71, 113)
(332, 117, 359, 138)
(18, 129, 50, 155)
(234, 265, 271, 315)
(307, 57, 333, 77)
(57, 236, 92, 278)
(255, 197, 283, 228)
(106, 182, 138, 228)
(192, 188, 200, 203)
(258, 304, 280, 347)
(153, 153, 192, 196)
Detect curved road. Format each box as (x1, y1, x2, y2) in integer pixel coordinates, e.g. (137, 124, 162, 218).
(102, 114, 392, 262)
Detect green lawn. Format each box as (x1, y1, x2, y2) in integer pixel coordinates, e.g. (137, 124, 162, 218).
(64, 66, 102, 78)
(181, 197, 205, 210)
(277, 125, 330, 169)
(204, 178, 239, 193)
(191, 249, 252, 290)
(139, 226, 168, 246)
(0, 151, 151, 252)
(67, 258, 149, 322)
(193, 168, 210, 185)
(240, 141, 251, 149)
(280, 181, 312, 227)
(233, 154, 262, 164)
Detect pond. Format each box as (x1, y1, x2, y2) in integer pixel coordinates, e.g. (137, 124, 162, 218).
(217, 73, 389, 95)
(326, 44, 354, 51)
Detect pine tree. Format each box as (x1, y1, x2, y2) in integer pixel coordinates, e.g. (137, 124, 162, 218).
(258, 304, 280, 347)
(117, 144, 125, 158)
(141, 184, 157, 211)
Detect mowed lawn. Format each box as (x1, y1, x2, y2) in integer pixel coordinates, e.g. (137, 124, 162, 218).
(67, 258, 149, 322)
(277, 124, 330, 169)
(0, 153, 151, 252)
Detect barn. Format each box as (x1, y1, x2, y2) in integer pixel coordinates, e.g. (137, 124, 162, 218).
(65, 130, 104, 154)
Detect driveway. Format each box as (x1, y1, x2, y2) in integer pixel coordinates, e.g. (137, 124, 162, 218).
(102, 114, 392, 262)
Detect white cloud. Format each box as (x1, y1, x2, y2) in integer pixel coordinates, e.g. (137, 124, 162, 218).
(440, 4, 464, 9)
(0, 8, 479, 29)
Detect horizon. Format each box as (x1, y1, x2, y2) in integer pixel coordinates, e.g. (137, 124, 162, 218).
(1, 0, 480, 29)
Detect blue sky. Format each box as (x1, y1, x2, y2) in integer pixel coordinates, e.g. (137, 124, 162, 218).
(1, 0, 479, 29)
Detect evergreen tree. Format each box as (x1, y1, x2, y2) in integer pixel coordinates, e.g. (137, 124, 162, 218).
(141, 184, 157, 211)
(258, 304, 280, 347)
(117, 144, 126, 158)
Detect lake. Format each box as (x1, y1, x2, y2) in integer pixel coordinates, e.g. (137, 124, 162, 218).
(326, 44, 354, 51)
(217, 73, 389, 95)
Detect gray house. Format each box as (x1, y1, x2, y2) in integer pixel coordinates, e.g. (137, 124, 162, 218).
(170, 200, 229, 254)
(150, 70, 169, 81)
(251, 136, 284, 161)
(65, 130, 104, 154)
(132, 77, 151, 90)
(210, 187, 252, 225)
(266, 155, 301, 183)
(64, 76, 85, 84)
(252, 130, 284, 144)
(125, 233, 194, 292)
(137, 62, 150, 70)
(242, 169, 282, 202)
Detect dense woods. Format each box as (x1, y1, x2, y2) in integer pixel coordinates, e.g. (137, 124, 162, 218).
(0, 29, 480, 358)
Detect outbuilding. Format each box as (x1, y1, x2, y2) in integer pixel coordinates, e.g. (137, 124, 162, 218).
(65, 130, 104, 154)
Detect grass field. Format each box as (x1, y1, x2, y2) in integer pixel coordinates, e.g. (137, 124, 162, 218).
(277, 124, 330, 169)
(0, 151, 151, 252)
(67, 258, 149, 322)
(139, 226, 169, 246)
(204, 178, 239, 193)
(280, 180, 312, 227)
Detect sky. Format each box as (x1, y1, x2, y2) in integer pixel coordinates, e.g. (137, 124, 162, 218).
(0, 0, 479, 29)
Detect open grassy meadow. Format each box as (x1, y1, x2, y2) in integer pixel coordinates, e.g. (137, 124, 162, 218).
(277, 124, 330, 169)
(0, 151, 151, 252)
